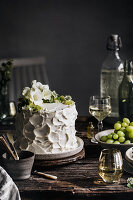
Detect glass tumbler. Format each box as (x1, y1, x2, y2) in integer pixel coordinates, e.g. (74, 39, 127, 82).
(98, 149, 123, 183)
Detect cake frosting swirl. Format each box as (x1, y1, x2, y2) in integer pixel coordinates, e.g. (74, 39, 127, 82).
(15, 80, 78, 154)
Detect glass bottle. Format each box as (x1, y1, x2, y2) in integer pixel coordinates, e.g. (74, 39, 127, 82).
(100, 34, 124, 118)
(118, 61, 133, 120)
(87, 122, 95, 139)
(0, 84, 9, 120)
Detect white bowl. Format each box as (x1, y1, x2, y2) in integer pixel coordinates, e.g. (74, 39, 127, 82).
(125, 147, 133, 165)
(95, 129, 133, 154)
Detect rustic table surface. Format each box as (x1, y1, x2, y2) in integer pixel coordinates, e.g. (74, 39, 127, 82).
(1, 116, 133, 200)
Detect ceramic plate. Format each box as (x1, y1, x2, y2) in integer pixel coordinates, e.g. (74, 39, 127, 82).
(125, 147, 133, 165)
(123, 159, 133, 175)
(35, 136, 84, 160)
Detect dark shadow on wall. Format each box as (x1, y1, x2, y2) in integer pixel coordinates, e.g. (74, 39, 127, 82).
(0, 0, 133, 115)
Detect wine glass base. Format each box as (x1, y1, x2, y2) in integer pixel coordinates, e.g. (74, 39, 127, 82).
(91, 137, 98, 144)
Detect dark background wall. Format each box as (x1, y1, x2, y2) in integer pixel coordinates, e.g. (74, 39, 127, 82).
(0, 0, 133, 115)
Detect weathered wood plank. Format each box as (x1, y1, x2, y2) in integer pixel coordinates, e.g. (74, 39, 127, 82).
(15, 150, 133, 198)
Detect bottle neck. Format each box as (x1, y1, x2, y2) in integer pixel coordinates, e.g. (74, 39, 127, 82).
(123, 68, 133, 83)
(107, 49, 120, 59)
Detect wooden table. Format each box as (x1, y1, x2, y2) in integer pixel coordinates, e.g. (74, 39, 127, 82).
(1, 116, 133, 200)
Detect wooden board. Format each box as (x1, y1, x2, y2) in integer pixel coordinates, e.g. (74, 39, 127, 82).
(15, 144, 133, 200)
(34, 148, 85, 167)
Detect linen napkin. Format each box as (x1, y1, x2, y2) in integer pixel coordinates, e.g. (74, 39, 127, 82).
(0, 166, 21, 200)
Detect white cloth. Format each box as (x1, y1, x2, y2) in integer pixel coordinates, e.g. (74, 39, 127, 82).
(0, 166, 21, 200)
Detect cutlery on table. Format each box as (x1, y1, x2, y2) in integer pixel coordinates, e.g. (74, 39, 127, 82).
(34, 170, 57, 180)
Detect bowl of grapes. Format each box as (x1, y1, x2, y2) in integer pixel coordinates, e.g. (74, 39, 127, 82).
(95, 117, 133, 154)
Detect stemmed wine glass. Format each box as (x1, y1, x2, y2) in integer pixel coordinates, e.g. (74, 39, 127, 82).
(89, 96, 111, 143)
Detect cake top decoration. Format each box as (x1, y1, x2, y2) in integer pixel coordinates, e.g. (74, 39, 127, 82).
(18, 80, 74, 112)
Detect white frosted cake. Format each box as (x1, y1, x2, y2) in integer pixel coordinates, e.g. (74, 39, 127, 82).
(15, 80, 78, 154)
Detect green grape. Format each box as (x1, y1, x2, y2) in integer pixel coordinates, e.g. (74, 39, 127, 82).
(117, 121, 121, 124)
(119, 127, 126, 133)
(100, 136, 107, 142)
(111, 132, 116, 135)
(113, 134, 118, 140)
(124, 140, 131, 144)
(60, 95, 65, 101)
(128, 132, 133, 139)
(121, 122, 128, 127)
(106, 139, 114, 144)
(126, 126, 133, 133)
(119, 136, 125, 143)
(64, 100, 74, 105)
(130, 122, 133, 126)
(123, 118, 130, 125)
(117, 131, 125, 137)
(107, 134, 112, 139)
(113, 141, 120, 144)
(114, 123, 121, 130)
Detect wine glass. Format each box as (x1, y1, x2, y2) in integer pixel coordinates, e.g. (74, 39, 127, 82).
(98, 149, 123, 183)
(89, 96, 111, 143)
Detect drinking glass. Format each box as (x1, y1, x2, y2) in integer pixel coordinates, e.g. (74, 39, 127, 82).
(89, 96, 111, 132)
(98, 149, 123, 183)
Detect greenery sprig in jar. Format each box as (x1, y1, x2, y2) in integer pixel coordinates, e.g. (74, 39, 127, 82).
(0, 59, 13, 120)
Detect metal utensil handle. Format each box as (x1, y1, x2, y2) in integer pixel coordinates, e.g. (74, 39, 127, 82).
(34, 170, 57, 180)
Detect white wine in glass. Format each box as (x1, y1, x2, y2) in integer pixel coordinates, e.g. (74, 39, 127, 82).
(89, 96, 111, 143)
(89, 105, 112, 122)
(98, 149, 123, 183)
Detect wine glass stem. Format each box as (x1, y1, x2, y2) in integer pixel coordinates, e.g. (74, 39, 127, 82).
(98, 120, 103, 132)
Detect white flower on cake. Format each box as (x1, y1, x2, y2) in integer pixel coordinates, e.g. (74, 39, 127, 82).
(18, 80, 74, 112)
(32, 80, 52, 100)
(15, 80, 79, 155)
(22, 87, 30, 97)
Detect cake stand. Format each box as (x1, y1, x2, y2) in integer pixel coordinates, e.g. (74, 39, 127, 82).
(34, 136, 85, 167)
